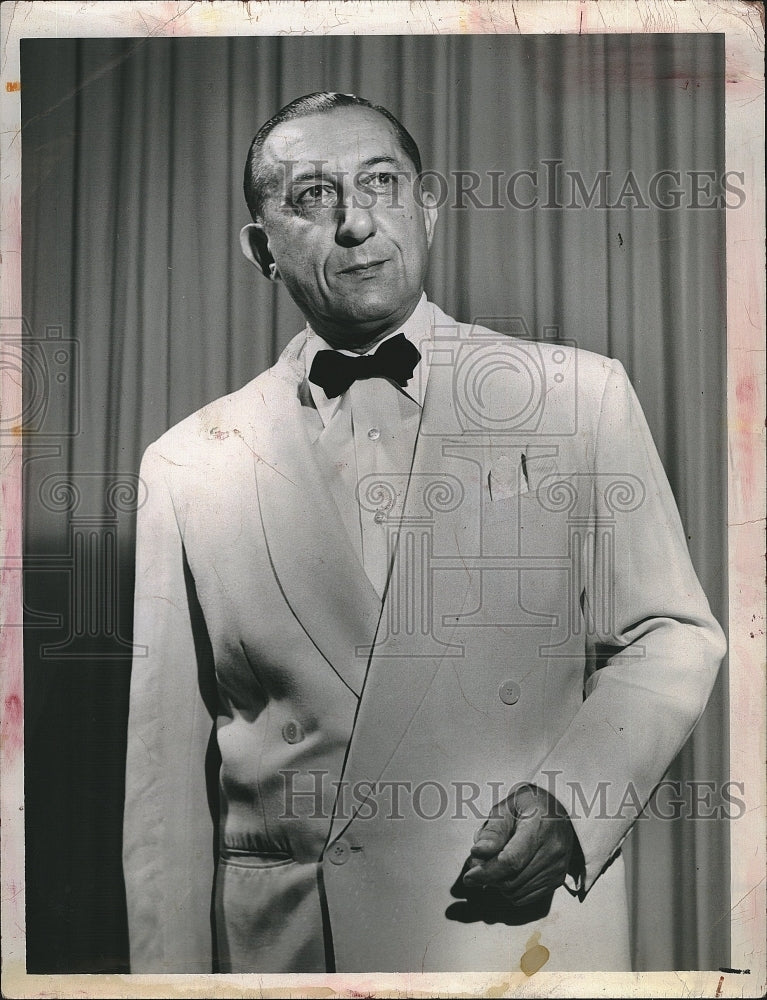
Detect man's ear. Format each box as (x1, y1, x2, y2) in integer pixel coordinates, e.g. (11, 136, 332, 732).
(420, 189, 439, 250)
(239, 223, 279, 281)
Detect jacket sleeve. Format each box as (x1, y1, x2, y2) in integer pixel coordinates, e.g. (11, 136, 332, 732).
(122, 443, 218, 972)
(530, 358, 726, 891)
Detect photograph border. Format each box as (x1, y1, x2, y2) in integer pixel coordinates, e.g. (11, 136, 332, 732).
(1, 2, 764, 997)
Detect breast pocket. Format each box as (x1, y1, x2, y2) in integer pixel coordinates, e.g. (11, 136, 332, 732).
(487, 454, 528, 500)
(481, 453, 524, 525)
(482, 451, 562, 544)
(482, 494, 524, 528)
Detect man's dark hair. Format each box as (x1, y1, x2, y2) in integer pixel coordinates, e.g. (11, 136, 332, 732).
(243, 92, 423, 221)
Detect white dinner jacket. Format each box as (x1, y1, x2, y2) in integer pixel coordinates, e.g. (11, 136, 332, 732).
(123, 302, 725, 973)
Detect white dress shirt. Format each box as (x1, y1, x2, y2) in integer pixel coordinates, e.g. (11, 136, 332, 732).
(302, 294, 434, 598)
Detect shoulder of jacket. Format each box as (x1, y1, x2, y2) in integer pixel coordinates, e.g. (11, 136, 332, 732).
(429, 303, 626, 391)
(140, 327, 310, 474)
(142, 370, 277, 463)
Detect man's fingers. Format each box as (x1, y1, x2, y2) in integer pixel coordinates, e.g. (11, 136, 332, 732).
(495, 849, 568, 895)
(465, 818, 570, 890)
(462, 859, 564, 908)
(470, 808, 515, 859)
(464, 817, 539, 885)
(474, 838, 548, 891)
(469, 786, 543, 860)
(463, 785, 576, 900)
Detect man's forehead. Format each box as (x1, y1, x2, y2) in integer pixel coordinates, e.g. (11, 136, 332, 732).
(261, 107, 406, 174)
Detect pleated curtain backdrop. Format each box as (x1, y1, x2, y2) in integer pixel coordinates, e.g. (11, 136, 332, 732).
(21, 33, 728, 973)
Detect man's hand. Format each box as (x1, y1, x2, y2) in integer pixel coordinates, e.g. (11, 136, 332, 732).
(461, 783, 580, 907)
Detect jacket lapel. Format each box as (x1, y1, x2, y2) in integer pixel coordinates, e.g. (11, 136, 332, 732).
(328, 349, 481, 841)
(251, 333, 382, 698)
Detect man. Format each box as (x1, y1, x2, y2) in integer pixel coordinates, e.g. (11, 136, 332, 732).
(123, 92, 726, 974)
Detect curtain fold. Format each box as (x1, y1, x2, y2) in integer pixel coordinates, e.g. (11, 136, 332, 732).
(21, 33, 727, 973)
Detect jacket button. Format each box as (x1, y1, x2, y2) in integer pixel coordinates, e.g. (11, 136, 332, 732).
(327, 840, 350, 865)
(282, 720, 304, 744)
(499, 680, 521, 706)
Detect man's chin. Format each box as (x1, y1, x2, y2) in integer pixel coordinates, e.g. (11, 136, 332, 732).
(328, 290, 416, 331)
(341, 304, 397, 328)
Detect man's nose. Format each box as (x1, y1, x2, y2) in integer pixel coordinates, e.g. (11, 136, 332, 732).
(335, 201, 376, 246)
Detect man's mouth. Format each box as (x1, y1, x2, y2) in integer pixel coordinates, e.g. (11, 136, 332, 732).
(338, 259, 389, 275)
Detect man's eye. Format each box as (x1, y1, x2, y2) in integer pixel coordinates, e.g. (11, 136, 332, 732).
(365, 172, 395, 190)
(296, 184, 338, 208)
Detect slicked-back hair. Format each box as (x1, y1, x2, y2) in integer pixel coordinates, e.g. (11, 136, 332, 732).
(243, 92, 423, 221)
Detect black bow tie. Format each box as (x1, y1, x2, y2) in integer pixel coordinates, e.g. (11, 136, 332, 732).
(308, 332, 421, 400)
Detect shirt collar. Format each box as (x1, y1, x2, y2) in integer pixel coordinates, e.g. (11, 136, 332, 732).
(303, 293, 433, 424)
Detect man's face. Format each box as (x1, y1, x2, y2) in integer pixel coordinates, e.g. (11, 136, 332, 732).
(256, 107, 437, 347)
